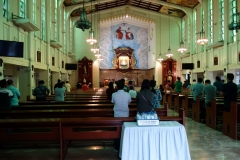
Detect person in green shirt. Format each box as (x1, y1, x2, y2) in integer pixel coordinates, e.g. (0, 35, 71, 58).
(174, 77, 182, 93)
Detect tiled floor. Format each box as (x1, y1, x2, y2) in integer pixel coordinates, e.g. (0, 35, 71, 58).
(1, 109, 240, 160)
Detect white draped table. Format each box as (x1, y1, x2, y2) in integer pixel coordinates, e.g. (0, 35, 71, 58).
(119, 121, 191, 160)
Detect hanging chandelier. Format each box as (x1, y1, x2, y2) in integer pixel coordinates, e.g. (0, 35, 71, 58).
(157, 53, 163, 62)
(86, 1, 97, 45)
(75, 2, 91, 31)
(197, 4, 208, 45)
(177, 41, 187, 53)
(91, 44, 99, 53)
(86, 29, 97, 45)
(166, 10, 173, 58)
(166, 47, 173, 58)
(178, 0, 187, 53)
(197, 30, 208, 45)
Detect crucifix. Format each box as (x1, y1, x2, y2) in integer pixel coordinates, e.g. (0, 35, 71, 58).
(133, 71, 142, 87)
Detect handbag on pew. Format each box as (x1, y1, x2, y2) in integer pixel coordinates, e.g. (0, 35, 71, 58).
(38, 87, 48, 96)
(139, 92, 155, 111)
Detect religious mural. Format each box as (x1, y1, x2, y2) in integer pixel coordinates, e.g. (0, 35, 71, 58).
(99, 23, 148, 69)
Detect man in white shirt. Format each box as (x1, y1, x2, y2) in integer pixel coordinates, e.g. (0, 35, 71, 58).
(111, 79, 131, 151)
(0, 79, 13, 110)
(112, 79, 132, 117)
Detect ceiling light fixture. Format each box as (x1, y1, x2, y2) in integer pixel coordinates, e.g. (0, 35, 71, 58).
(166, 9, 173, 58)
(86, 0, 97, 45)
(75, 1, 91, 31)
(197, 4, 208, 45)
(177, 0, 187, 53)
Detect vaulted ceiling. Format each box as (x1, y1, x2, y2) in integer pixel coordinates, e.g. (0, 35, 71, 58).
(63, 0, 199, 18)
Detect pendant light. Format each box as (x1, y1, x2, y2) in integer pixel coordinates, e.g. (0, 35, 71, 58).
(166, 9, 173, 58)
(197, 3, 208, 45)
(158, 14, 163, 62)
(177, 0, 187, 53)
(86, 0, 97, 45)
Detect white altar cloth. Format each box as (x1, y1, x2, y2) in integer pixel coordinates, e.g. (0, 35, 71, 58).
(119, 121, 191, 160)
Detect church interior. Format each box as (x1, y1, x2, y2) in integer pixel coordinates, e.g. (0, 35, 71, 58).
(1, 0, 240, 159)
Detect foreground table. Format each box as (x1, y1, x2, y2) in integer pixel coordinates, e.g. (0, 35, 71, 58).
(119, 121, 191, 160)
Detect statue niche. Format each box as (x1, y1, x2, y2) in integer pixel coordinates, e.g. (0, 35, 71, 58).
(112, 47, 136, 70)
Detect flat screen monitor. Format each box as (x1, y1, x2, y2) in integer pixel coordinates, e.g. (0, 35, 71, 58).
(0, 40, 24, 58)
(182, 63, 194, 70)
(65, 63, 77, 70)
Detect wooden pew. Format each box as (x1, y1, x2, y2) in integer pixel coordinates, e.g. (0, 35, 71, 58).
(15, 103, 137, 110)
(0, 108, 168, 119)
(181, 94, 193, 117)
(191, 96, 204, 123)
(20, 99, 137, 105)
(174, 94, 185, 112)
(205, 99, 224, 130)
(222, 102, 239, 140)
(0, 109, 185, 160)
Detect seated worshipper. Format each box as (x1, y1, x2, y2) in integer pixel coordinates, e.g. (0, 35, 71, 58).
(165, 80, 172, 91)
(128, 81, 134, 90)
(82, 82, 88, 91)
(129, 86, 137, 98)
(7, 79, 21, 106)
(221, 73, 238, 112)
(192, 78, 204, 102)
(213, 76, 223, 95)
(54, 79, 61, 89)
(182, 80, 189, 89)
(54, 82, 66, 102)
(33, 80, 50, 101)
(111, 79, 131, 151)
(122, 79, 129, 92)
(136, 79, 154, 113)
(65, 81, 71, 92)
(112, 79, 132, 117)
(0, 79, 13, 110)
(150, 80, 162, 108)
(174, 77, 182, 93)
(106, 82, 115, 100)
(238, 83, 240, 95)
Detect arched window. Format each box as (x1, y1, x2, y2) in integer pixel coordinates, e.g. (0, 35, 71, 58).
(54, 0, 58, 41)
(201, 6, 204, 52)
(219, 0, 224, 41)
(193, 10, 196, 54)
(2, 0, 8, 18)
(20, 0, 25, 18)
(63, 11, 66, 53)
(33, 0, 36, 36)
(41, 0, 46, 41)
(208, 0, 213, 44)
(69, 21, 72, 52)
(230, 0, 237, 42)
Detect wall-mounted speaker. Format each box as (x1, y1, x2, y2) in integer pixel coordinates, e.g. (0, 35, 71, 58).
(32, 65, 34, 71)
(0, 59, 3, 67)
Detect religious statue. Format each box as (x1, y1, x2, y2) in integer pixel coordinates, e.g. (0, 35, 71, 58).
(84, 65, 87, 74)
(83, 78, 86, 83)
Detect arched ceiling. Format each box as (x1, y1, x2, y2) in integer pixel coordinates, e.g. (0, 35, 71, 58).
(63, 0, 199, 18)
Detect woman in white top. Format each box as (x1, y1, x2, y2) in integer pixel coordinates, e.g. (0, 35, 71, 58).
(65, 81, 71, 92)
